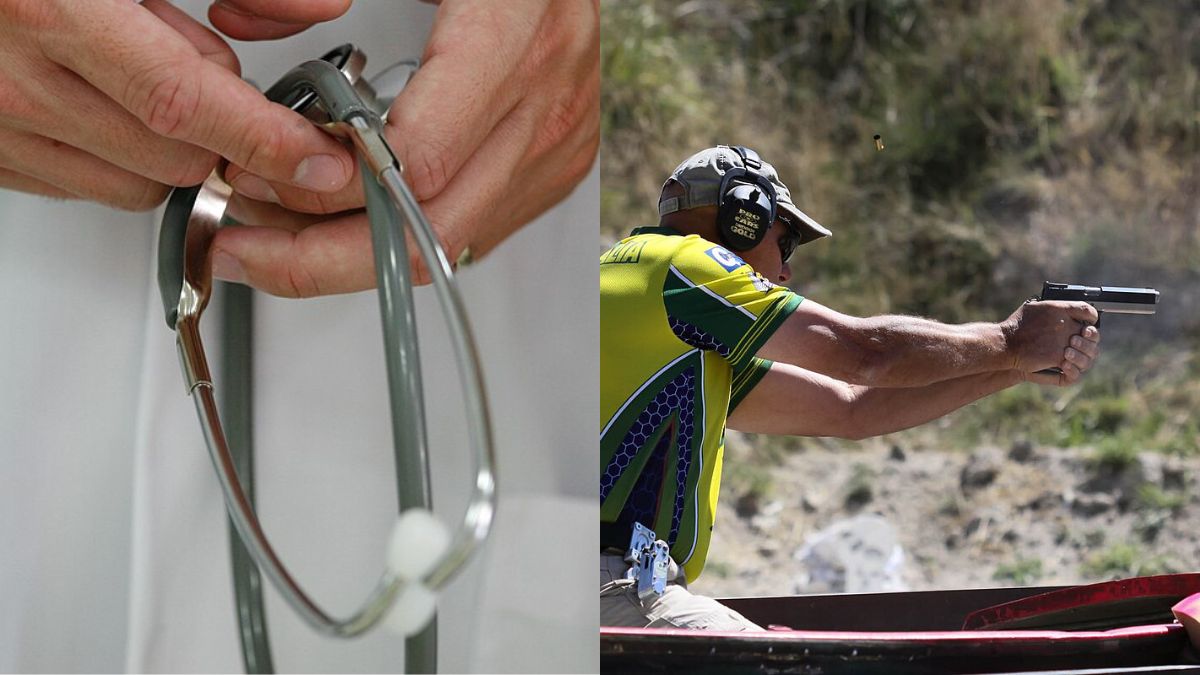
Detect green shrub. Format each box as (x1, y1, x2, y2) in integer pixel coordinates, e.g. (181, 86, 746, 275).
(1089, 435, 1139, 472)
(1135, 484, 1185, 513)
(1082, 542, 1172, 580)
(994, 557, 1044, 586)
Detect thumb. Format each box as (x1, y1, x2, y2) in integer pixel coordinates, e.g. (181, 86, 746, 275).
(1066, 302, 1099, 325)
(208, 0, 352, 40)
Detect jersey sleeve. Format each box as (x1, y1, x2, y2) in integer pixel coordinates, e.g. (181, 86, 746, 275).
(729, 357, 773, 413)
(662, 238, 803, 370)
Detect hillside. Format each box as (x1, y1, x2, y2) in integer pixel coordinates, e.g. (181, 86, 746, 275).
(602, 0, 1200, 588)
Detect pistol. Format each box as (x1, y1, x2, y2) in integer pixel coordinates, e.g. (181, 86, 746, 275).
(1035, 282, 1159, 375)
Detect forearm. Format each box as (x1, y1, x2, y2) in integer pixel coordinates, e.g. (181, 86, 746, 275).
(759, 303, 1015, 388)
(844, 368, 1024, 440)
(847, 315, 1014, 387)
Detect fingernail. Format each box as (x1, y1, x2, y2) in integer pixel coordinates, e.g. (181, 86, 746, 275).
(294, 154, 349, 192)
(212, 1, 255, 17)
(232, 174, 279, 203)
(212, 251, 247, 285)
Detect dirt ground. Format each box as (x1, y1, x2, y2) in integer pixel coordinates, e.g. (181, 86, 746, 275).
(690, 435, 1200, 600)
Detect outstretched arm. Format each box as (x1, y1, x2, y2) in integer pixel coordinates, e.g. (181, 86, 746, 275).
(756, 298, 1099, 388)
(730, 324, 1098, 439)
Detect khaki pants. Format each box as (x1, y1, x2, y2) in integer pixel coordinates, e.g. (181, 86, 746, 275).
(599, 553, 762, 631)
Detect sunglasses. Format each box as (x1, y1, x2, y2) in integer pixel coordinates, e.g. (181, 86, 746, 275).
(777, 217, 804, 263)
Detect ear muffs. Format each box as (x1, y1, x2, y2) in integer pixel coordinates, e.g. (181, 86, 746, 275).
(715, 146, 777, 252)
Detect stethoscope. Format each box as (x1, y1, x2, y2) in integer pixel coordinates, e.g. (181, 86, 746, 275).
(155, 45, 496, 674)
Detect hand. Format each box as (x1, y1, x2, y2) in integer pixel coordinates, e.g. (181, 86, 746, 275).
(0, 0, 355, 210)
(210, 0, 600, 295)
(1008, 299, 1099, 379)
(1021, 324, 1101, 386)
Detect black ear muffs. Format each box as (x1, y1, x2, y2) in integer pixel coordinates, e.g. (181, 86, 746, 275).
(715, 146, 777, 252)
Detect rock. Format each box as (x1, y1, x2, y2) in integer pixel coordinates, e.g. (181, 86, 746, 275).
(962, 508, 1005, 542)
(1136, 513, 1166, 543)
(1163, 464, 1188, 491)
(1080, 453, 1146, 495)
(735, 492, 760, 519)
(1071, 492, 1116, 517)
(1022, 491, 1056, 511)
(964, 516, 984, 538)
(961, 448, 1003, 493)
(793, 515, 908, 594)
(1008, 439, 1035, 463)
(889, 444, 907, 461)
(761, 500, 785, 517)
(750, 501, 783, 533)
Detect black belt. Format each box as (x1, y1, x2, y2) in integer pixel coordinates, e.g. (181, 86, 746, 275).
(600, 521, 632, 551)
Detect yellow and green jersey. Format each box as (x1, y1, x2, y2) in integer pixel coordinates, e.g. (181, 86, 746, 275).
(600, 226, 803, 581)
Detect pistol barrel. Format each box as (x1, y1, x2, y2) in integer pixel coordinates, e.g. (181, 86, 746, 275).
(1040, 282, 1159, 315)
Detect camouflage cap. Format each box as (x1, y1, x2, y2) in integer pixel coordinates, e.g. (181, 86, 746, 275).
(658, 145, 831, 245)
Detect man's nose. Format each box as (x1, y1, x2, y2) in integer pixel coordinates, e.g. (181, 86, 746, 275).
(778, 262, 792, 283)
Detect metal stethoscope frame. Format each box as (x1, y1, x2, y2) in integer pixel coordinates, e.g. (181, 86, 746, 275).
(155, 45, 496, 673)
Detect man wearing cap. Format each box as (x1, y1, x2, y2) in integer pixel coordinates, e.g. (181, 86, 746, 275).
(600, 145, 1103, 630)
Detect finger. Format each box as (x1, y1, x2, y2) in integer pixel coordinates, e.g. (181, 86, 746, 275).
(1065, 302, 1100, 325)
(0, 167, 76, 201)
(3, 17, 224, 188)
(46, 2, 355, 192)
(208, 0, 352, 40)
(143, 0, 241, 75)
(224, 192, 345, 232)
(1069, 334, 1101, 358)
(1063, 346, 1092, 371)
(421, 85, 599, 262)
(0, 129, 168, 211)
(475, 97, 599, 256)
(402, 103, 543, 267)
(224, 163, 360, 213)
(1079, 325, 1101, 342)
(383, 2, 537, 201)
(19, 65, 221, 187)
(210, 212, 380, 297)
(1058, 360, 1082, 384)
